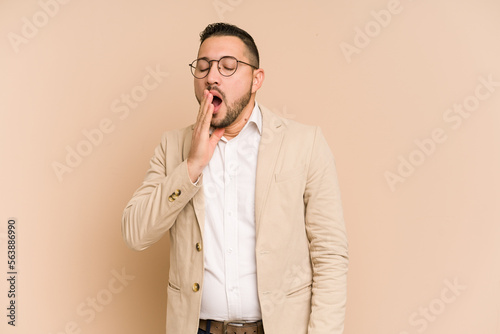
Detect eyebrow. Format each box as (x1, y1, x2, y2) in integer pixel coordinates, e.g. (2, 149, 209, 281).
(196, 56, 235, 61)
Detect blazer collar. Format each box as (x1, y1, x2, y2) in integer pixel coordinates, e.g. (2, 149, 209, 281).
(255, 105, 285, 238)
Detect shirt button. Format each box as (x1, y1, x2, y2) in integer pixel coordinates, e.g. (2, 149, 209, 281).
(192, 283, 200, 292)
(196, 242, 202, 252)
(227, 248, 233, 254)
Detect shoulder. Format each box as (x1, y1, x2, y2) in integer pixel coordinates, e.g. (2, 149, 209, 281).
(259, 104, 322, 146)
(157, 124, 193, 148)
(153, 124, 194, 166)
(159, 124, 193, 140)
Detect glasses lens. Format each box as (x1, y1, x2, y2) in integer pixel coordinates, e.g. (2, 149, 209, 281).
(219, 57, 237, 77)
(192, 59, 210, 78)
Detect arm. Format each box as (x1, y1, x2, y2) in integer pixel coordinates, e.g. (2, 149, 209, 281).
(121, 137, 202, 251)
(304, 127, 349, 333)
(122, 90, 224, 251)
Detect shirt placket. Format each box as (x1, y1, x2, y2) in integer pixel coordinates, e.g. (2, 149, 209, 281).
(223, 140, 241, 320)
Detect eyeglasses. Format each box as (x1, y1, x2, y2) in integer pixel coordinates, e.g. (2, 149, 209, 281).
(189, 56, 258, 79)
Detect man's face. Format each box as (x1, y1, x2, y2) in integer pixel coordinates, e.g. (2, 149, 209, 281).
(194, 36, 256, 128)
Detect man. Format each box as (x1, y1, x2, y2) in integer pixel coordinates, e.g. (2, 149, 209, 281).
(122, 23, 348, 334)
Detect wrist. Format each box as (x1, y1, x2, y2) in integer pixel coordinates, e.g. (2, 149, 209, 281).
(187, 158, 203, 183)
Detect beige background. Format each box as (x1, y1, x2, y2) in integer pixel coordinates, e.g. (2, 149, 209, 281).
(1, 0, 499, 333)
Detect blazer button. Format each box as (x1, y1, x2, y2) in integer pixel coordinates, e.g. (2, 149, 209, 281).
(174, 189, 181, 196)
(192, 283, 200, 292)
(168, 196, 174, 202)
(196, 242, 202, 252)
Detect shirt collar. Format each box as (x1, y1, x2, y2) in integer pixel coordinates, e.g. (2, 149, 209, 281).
(244, 100, 262, 135)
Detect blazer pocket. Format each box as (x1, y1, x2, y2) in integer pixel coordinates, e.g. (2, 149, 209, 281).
(286, 282, 312, 297)
(168, 281, 181, 292)
(275, 165, 306, 183)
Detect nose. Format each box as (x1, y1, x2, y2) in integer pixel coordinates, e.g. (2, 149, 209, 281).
(206, 61, 221, 86)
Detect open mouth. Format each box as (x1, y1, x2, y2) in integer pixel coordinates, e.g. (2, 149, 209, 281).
(212, 95, 222, 107)
(211, 94, 223, 112)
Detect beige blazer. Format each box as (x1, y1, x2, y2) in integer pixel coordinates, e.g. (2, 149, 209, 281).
(122, 106, 348, 334)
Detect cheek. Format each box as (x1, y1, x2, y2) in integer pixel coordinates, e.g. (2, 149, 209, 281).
(194, 81, 204, 101)
(225, 79, 250, 101)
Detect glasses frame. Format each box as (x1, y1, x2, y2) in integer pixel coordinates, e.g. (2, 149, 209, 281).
(189, 56, 258, 79)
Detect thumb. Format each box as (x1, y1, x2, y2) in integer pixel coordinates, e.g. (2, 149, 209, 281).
(210, 128, 225, 145)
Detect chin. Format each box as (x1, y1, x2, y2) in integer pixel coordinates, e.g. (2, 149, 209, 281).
(210, 115, 224, 128)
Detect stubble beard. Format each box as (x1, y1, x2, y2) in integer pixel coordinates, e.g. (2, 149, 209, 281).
(210, 85, 252, 129)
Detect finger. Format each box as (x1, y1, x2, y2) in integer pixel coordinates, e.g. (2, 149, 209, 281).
(201, 93, 214, 129)
(195, 90, 209, 128)
(193, 90, 210, 136)
(199, 90, 213, 126)
(209, 128, 225, 147)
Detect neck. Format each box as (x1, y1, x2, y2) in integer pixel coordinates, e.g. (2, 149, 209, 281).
(223, 100, 255, 140)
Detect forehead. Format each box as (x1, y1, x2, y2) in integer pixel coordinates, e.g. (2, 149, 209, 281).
(197, 36, 248, 60)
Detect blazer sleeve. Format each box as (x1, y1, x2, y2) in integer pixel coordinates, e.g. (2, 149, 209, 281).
(304, 127, 349, 333)
(121, 131, 202, 251)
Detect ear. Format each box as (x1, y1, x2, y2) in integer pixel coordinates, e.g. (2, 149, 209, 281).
(251, 68, 265, 94)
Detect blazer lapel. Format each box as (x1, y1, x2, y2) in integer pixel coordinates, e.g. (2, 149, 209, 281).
(255, 106, 285, 238)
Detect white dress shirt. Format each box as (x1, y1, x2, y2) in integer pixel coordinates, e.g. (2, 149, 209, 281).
(199, 101, 262, 321)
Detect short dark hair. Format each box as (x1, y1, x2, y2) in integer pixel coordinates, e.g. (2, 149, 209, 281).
(199, 22, 260, 68)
